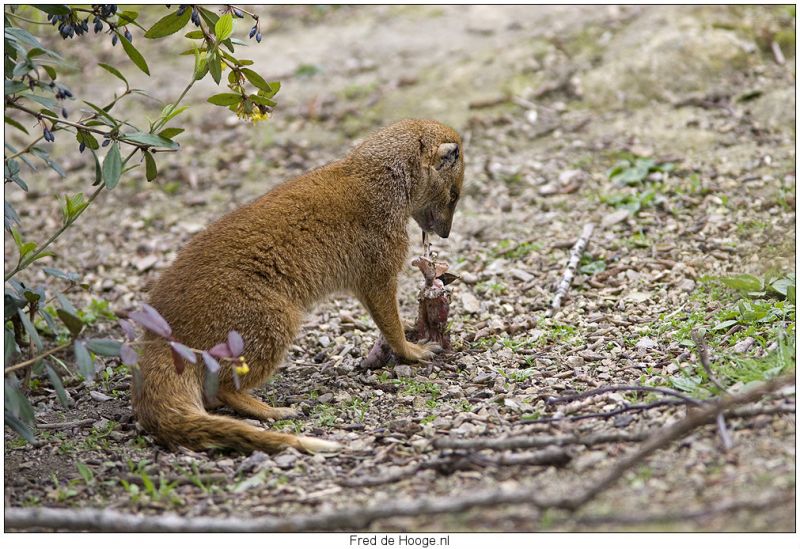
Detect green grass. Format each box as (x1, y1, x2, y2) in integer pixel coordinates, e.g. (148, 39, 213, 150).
(652, 273, 795, 398)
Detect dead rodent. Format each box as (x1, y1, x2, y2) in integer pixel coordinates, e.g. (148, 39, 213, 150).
(131, 119, 465, 454)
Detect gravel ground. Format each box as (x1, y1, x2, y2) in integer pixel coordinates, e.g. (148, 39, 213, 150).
(4, 5, 796, 532)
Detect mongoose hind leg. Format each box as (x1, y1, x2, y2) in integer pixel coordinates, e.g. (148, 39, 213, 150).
(218, 390, 299, 421)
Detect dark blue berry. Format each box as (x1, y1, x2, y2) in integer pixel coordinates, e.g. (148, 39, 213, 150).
(94, 18, 102, 33)
(43, 128, 54, 142)
(124, 29, 132, 42)
(191, 9, 200, 26)
(233, 9, 243, 18)
(177, 5, 186, 16)
(255, 32, 262, 43)
(102, 139, 110, 147)
(249, 26, 256, 38)
(111, 34, 118, 46)
(62, 107, 68, 118)
(79, 142, 86, 153)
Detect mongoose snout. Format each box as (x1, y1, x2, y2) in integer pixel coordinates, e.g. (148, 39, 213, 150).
(131, 118, 464, 454)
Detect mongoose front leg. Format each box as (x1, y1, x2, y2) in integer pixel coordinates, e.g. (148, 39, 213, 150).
(218, 391, 298, 421)
(360, 280, 439, 362)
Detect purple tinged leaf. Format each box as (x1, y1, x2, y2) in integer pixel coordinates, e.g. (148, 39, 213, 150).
(142, 304, 172, 335)
(208, 342, 232, 358)
(201, 351, 220, 373)
(120, 343, 138, 365)
(169, 341, 197, 364)
(129, 304, 172, 338)
(118, 319, 137, 341)
(227, 330, 244, 356)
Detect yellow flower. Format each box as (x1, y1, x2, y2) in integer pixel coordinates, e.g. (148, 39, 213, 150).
(234, 101, 271, 124)
(235, 357, 250, 376)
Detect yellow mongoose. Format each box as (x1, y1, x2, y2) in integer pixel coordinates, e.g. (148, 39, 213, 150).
(131, 119, 465, 453)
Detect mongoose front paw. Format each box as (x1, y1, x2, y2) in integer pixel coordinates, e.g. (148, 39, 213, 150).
(401, 341, 442, 363)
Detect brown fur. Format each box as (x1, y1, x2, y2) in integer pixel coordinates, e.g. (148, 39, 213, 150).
(131, 119, 465, 453)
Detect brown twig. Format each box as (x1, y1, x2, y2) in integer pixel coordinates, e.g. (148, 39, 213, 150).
(341, 447, 570, 488)
(574, 491, 794, 526)
(4, 342, 72, 376)
(690, 329, 728, 394)
(549, 222, 594, 315)
(433, 430, 649, 451)
(36, 419, 96, 430)
(690, 328, 733, 449)
(547, 384, 703, 407)
(522, 398, 686, 424)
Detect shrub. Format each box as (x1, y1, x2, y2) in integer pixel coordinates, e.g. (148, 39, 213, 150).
(4, 4, 274, 442)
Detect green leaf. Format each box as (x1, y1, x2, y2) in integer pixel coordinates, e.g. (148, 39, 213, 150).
(144, 150, 157, 181)
(208, 53, 222, 84)
(74, 340, 94, 381)
(241, 68, 271, 92)
(185, 30, 204, 40)
(4, 410, 35, 444)
(158, 127, 184, 139)
(4, 79, 28, 95)
(76, 462, 94, 483)
(5, 328, 18, 367)
(144, 8, 192, 39)
(102, 142, 122, 190)
(56, 309, 84, 337)
(120, 132, 178, 150)
(711, 319, 738, 331)
(198, 7, 220, 28)
(249, 94, 276, 108)
(33, 5, 72, 16)
(86, 339, 122, 357)
(89, 148, 102, 185)
(769, 277, 795, 297)
(83, 100, 118, 127)
(77, 129, 100, 150)
(264, 81, 281, 98)
(719, 274, 763, 293)
(207, 93, 242, 106)
(19, 310, 43, 352)
(214, 13, 234, 41)
(193, 50, 208, 81)
(5, 115, 29, 134)
(46, 364, 71, 408)
(97, 63, 129, 88)
(22, 93, 58, 110)
(117, 32, 150, 76)
(159, 104, 189, 125)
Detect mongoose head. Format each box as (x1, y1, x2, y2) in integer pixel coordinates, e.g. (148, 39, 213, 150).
(412, 129, 464, 239)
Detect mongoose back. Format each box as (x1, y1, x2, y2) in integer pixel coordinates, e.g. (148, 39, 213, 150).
(131, 119, 465, 453)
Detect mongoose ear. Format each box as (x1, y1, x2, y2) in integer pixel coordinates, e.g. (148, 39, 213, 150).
(435, 142, 459, 171)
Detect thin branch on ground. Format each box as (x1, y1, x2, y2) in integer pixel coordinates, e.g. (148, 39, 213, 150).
(434, 430, 649, 451)
(690, 328, 728, 394)
(547, 384, 703, 407)
(573, 491, 794, 526)
(522, 398, 686, 424)
(690, 328, 733, 449)
(341, 446, 571, 488)
(36, 419, 96, 430)
(548, 222, 594, 315)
